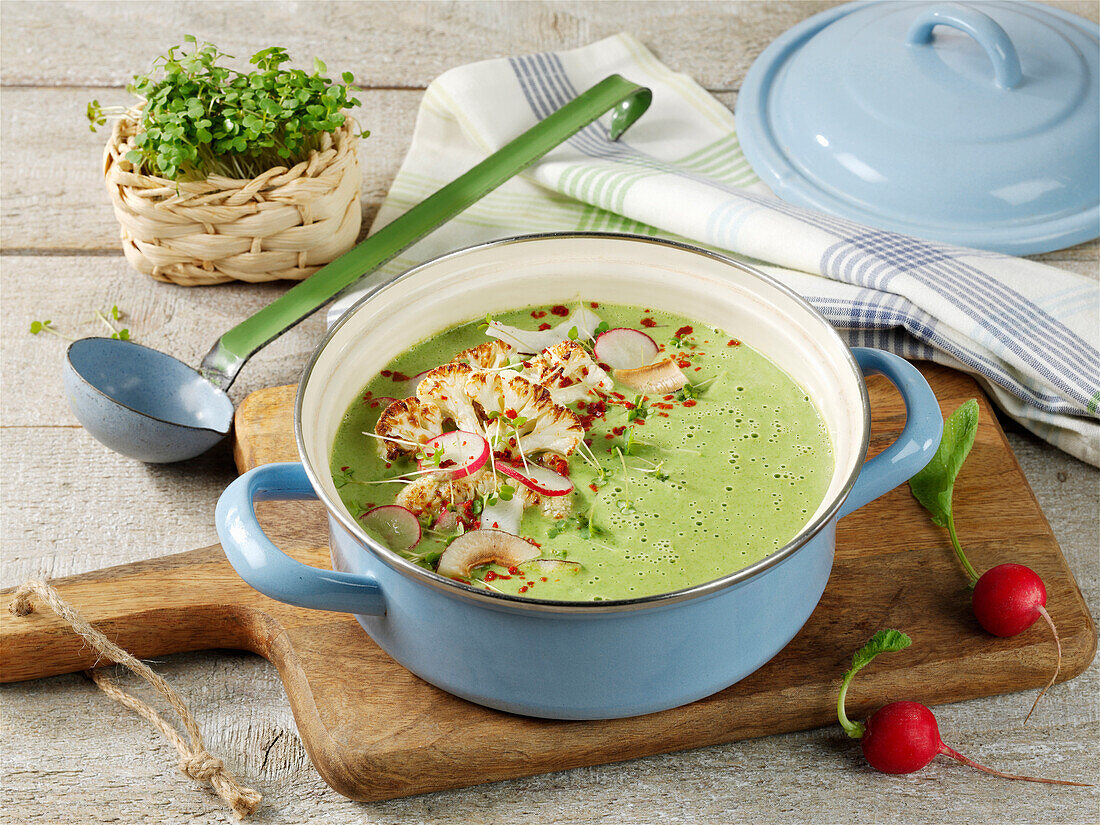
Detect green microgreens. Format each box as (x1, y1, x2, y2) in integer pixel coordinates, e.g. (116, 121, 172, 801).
(666, 336, 687, 349)
(676, 372, 722, 402)
(908, 400, 981, 586)
(478, 312, 495, 331)
(567, 325, 580, 341)
(89, 37, 364, 181)
(836, 629, 913, 738)
(626, 395, 648, 423)
(592, 320, 610, 338)
(29, 320, 74, 340)
(548, 509, 606, 540)
(94, 306, 131, 340)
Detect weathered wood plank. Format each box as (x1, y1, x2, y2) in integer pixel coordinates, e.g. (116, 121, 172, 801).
(0, 87, 419, 251)
(0, 1, 845, 90)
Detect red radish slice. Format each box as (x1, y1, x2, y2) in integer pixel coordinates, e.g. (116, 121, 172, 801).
(520, 559, 583, 575)
(398, 369, 433, 398)
(433, 510, 459, 532)
(497, 462, 573, 496)
(437, 529, 540, 578)
(594, 328, 659, 370)
(613, 357, 688, 394)
(417, 430, 489, 479)
(361, 505, 421, 551)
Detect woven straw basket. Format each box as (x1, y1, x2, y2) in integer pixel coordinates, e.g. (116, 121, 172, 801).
(103, 114, 362, 286)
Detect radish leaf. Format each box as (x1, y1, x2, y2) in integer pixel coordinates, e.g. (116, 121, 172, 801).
(837, 629, 912, 738)
(908, 399, 980, 583)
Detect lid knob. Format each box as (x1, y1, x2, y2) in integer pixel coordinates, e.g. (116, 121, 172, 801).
(906, 3, 1023, 90)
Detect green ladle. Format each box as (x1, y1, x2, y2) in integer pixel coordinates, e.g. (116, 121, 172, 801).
(63, 75, 651, 463)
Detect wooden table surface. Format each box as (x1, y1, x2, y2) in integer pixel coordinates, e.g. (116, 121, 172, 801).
(1, 2, 1097, 823)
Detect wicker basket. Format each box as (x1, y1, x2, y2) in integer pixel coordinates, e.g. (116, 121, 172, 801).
(102, 114, 362, 286)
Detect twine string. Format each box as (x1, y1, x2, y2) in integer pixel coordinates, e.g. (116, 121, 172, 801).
(8, 579, 262, 819)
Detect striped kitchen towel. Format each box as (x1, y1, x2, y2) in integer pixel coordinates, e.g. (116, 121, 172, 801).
(330, 33, 1100, 466)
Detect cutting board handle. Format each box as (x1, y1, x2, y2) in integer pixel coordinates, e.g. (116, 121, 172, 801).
(0, 546, 271, 683)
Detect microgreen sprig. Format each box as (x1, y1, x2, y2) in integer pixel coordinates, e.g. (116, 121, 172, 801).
(89, 37, 364, 181)
(29, 320, 73, 340)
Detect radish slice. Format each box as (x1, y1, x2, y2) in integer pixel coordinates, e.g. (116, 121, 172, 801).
(362, 505, 421, 552)
(437, 529, 540, 578)
(497, 462, 573, 496)
(520, 559, 583, 575)
(417, 430, 489, 479)
(397, 369, 433, 398)
(594, 328, 659, 370)
(613, 357, 688, 394)
(433, 510, 459, 532)
(479, 494, 524, 534)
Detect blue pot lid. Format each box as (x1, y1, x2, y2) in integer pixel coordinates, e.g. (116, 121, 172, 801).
(735, 1, 1099, 254)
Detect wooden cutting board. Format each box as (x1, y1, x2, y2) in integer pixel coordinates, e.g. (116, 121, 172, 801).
(1, 364, 1094, 802)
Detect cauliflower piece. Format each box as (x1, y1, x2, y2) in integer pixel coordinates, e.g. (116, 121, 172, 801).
(416, 363, 483, 434)
(520, 340, 613, 406)
(374, 398, 444, 461)
(467, 371, 585, 458)
(452, 340, 514, 370)
(395, 466, 572, 522)
(396, 466, 498, 517)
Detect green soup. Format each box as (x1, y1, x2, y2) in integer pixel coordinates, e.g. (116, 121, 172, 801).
(330, 303, 833, 601)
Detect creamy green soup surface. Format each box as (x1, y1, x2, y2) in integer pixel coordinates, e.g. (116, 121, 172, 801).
(330, 303, 833, 601)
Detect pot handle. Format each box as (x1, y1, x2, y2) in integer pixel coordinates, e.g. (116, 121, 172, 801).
(216, 461, 385, 615)
(838, 349, 943, 519)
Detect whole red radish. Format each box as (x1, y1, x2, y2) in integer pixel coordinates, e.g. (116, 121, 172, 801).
(909, 400, 1062, 720)
(837, 631, 1088, 785)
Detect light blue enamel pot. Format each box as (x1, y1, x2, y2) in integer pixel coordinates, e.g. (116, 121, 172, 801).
(216, 233, 942, 720)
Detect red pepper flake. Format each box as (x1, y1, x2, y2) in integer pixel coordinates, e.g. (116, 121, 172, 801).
(505, 408, 518, 420)
(485, 571, 498, 582)
(662, 395, 673, 401)
(694, 366, 702, 371)
(644, 308, 652, 313)
(658, 411, 670, 417)
(538, 322, 552, 331)
(589, 483, 599, 492)
(635, 418, 646, 425)
(677, 358, 691, 368)
(384, 462, 392, 468)
(531, 310, 547, 319)
(380, 369, 392, 377)
(507, 566, 520, 575)
(611, 391, 625, 400)
(605, 433, 614, 440)
(340, 465, 349, 471)
(640, 317, 657, 328)
(540, 577, 548, 583)
(496, 574, 512, 580)
(675, 325, 693, 338)
(727, 338, 741, 347)
(519, 586, 528, 593)
(584, 437, 593, 446)
(683, 399, 698, 407)
(576, 400, 587, 410)
(391, 371, 410, 383)
(612, 425, 626, 436)
(550, 305, 569, 317)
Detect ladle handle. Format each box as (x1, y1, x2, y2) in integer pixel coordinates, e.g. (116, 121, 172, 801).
(200, 74, 652, 390)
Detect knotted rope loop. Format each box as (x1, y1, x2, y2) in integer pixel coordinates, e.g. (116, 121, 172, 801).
(9, 579, 263, 819)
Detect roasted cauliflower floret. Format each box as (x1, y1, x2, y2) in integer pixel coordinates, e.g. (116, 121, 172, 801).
(452, 340, 514, 370)
(467, 372, 585, 458)
(374, 398, 444, 461)
(520, 340, 613, 405)
(416, 363, 483, 434)
(396, 466, 498, 517)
